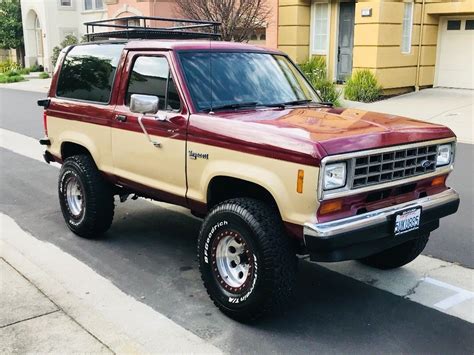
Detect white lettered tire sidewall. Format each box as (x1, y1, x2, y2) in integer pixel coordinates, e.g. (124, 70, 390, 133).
(199, 211, 266, 313)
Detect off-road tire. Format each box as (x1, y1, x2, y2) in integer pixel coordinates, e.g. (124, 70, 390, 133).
(58, 154, 114, 238)
(198, 198, 297, 322)
(360, 234, 429, 269)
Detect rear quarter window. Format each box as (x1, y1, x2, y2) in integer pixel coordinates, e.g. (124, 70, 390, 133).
(56, 43, 124, 103)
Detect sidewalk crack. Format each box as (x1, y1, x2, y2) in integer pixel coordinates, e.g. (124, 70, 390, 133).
(0, 309, 60, 329)
(403, 264, 449, 298)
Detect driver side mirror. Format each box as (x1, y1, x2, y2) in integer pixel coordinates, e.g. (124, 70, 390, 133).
(130, 94, 159, 115)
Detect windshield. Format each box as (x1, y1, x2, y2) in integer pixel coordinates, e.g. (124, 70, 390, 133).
(178, 51, 320, 112)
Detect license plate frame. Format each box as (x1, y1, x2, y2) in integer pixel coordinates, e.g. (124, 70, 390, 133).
(394, 207, 422, 236)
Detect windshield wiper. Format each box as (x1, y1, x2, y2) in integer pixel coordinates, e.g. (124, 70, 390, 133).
(202, 101, 259, 112)
(263, 99, 315, 108)
(281, 99, 313, 106)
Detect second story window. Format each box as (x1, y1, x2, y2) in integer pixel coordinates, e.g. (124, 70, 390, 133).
(84, 0, 103, 11)
(60, 0, 72, 7)
(401, 1, 414, 54)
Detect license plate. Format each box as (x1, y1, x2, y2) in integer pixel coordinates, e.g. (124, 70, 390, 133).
(394, 208, 421, 236)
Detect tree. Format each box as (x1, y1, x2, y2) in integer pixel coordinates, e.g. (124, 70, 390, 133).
(0, 0, 25, 66)
(175, 0, 270, 42)
(51, 35, 79, 67)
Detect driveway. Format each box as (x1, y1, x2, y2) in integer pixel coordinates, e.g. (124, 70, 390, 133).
(344, 88, 474, 144)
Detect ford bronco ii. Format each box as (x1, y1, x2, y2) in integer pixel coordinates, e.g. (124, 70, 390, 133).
(38, 18, 460, 321)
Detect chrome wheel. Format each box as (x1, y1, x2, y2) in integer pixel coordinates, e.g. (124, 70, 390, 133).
(214, 231, 252, 290)
(65, 176, 83, 217)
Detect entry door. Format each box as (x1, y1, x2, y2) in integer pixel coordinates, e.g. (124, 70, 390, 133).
(112, 52, 188, 200)
(337, 2, 355, 82)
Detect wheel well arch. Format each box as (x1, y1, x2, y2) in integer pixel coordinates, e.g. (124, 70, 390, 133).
(206, 176, 280, 216)
(61, 141, 92, 160)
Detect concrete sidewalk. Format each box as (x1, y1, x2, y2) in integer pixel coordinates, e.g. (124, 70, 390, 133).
(0, 259, 111, 354)
(0, 77, 51, 93)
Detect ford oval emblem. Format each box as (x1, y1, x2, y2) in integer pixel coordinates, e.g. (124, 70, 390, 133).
(420, 159, 434, 168)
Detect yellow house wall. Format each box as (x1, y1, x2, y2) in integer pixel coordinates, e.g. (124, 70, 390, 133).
(278, 0, 311, 63)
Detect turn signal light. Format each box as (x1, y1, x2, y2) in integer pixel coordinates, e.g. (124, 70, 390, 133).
(319, 199, 343, 215)
(431, 175, 446, 187)
(296, 169, 304, 193)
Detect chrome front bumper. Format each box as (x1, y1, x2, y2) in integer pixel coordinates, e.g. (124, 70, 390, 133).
(304, 189, 460, 238)
(303, 189, 460, 262)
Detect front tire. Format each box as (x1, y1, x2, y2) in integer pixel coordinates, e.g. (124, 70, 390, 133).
(58, 154, 114, 238)
(360, 234, 429, 269)
(198, 198, 297, 322)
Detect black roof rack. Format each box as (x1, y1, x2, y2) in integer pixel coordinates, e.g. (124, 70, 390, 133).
(84, 16, 221, 42)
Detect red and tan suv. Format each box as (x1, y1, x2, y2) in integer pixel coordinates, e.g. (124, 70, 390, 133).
(38, 17, 460, 321)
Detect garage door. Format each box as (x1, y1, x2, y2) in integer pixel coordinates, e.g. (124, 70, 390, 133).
(435, 17, 474, 89)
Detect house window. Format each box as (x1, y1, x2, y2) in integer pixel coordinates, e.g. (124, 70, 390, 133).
(60, 0, 72, 7)
(401, 2, 414, 54)
(84, 0, 103, 10)
(312, 2, 329, 54)
(466, 20, 474, 30)
(447, 20, 461, 30)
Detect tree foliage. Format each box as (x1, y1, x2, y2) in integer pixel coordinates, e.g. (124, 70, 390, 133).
(0, 0, 23, 50)
(51, 35, 78, 66)
(175, 0, 270, 42)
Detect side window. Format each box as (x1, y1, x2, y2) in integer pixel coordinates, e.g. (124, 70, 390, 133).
(126, 56, 181, 111)
(56, 43, 124, 103)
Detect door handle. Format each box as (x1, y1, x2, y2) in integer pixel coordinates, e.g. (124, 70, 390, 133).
(115, 114, 127, 123)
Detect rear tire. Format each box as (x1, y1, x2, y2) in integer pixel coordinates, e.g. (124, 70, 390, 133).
(58, 154, 114, 238)
(360, 234, 429, 269)
(198, 198, 297, 322)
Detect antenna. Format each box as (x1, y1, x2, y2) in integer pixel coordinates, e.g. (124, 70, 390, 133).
(209, 36, 214, 114)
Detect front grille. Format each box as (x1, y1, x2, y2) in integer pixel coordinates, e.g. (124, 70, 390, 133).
(351, 144, 438, 189)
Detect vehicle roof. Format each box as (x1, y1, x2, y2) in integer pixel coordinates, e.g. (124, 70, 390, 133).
(122, 40, 283, 54)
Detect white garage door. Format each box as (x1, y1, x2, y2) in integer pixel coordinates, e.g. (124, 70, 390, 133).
(435, 17, 474, 89)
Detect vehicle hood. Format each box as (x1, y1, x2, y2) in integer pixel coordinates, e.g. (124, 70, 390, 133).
(188, 107, 455, 165)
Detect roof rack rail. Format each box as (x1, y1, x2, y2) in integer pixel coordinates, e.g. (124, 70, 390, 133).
(84, 16, 221, 42)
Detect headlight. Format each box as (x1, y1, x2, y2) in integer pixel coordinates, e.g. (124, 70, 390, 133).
(323, 162, 346, 190)
(437, 144, 452, 166)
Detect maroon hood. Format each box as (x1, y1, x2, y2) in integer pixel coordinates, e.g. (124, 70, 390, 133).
(188, 107, 455, 165)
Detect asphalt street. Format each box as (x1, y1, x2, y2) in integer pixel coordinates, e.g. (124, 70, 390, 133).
(1, 88, 473, 353)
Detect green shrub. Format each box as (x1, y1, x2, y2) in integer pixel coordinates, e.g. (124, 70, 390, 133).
(0, 59, 20, 73)
(39, 72, 50, 79)
(300, 56, 326, 83)
(344, 69, 382, 103)
(0, 74, 25, 83)
(18, 67, 31, 75)
(5, 70, 21, 77)
(299, 56, 341, 106)
(29, 64, 44, 72)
